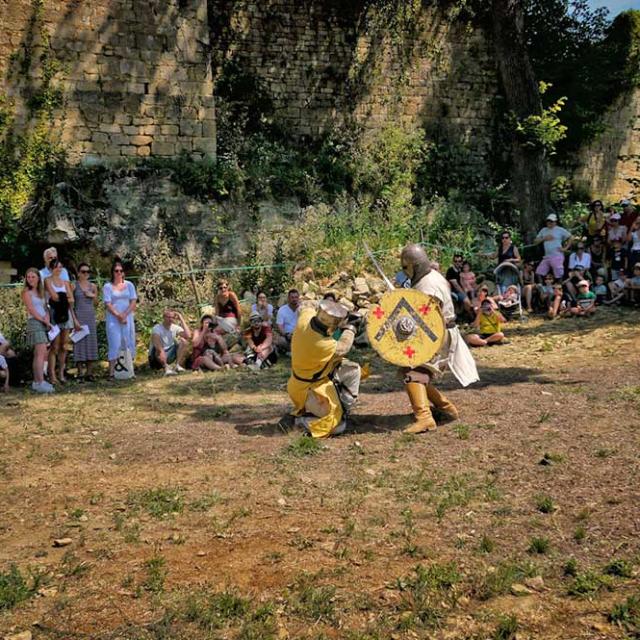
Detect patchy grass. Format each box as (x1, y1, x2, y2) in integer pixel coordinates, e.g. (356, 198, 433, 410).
(288, 573, 336, 622)
(181, 588, 250, 630)
(493, 613, 519, 640)
(535, 495, 556, 514)
(475, 561, 538, 600)
(527, 536, 550, 554)
(0, 565, 43, 610)
(284, 434, 323, 457)
(127, 486, 185, 518)
(603, 559, 633, 578)
(567, 571, 614, 597)
(608, 594, 640, 636)
(143, 555, 167, 594)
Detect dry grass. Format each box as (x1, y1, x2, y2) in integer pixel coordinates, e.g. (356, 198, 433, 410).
(0, 308, 639, 638)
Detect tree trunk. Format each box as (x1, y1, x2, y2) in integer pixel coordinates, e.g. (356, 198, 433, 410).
(490, 0, 550, 239)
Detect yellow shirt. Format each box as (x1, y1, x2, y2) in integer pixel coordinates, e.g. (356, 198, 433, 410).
(478, 311, 501, 335)
(287, 308, 343, 438)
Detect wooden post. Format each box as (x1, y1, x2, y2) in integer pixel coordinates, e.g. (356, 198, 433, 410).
(184, 250, 202, 306)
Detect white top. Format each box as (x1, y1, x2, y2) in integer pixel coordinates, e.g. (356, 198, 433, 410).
(251, 302, 274, 320)
(103, 281, 137, 313)
(0, 332, 6, 345)
(0, 355, 6, 370)
(27, 291, 47, 320)
(631, 230, 640, 253)
(607, 224, 627, 243)
(536, 225, 571, 256)
(149, 323, 183, 354)
(40, 266, 70, 281)
(414, 270, 456, 323)
(276, 304, 300, 335)
(568, 251, 591, 270)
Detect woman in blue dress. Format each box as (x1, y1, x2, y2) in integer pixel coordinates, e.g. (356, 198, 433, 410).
(103, 260, 137, 379)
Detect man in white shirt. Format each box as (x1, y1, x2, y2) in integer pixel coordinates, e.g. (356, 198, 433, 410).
(534, 213, 572, 281)
(40, 247, 70, 282)
(275, 289, 300, 352)
(148, 309, 192, 375)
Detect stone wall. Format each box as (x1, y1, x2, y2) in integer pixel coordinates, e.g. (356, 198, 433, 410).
(0, 0, 215, 163)
(211, 0, 499, 172)
(570, 88, 640, 203)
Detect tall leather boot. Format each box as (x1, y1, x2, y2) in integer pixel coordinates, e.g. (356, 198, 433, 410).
(426, 385, 459, 424)
(404, 382, 437, 433)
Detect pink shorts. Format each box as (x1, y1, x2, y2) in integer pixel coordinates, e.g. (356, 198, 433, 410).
(536, 254, 565, 278)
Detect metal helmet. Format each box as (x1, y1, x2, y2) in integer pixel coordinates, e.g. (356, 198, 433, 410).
(400, 243, 431, 284)
(315, 299, 349, 331)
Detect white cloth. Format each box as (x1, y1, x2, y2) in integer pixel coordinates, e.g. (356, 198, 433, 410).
(276, 304, 300, 335)
(631, 230, 640, 253)
(447, 326, 480, 387)
(413, 270, 456, 323)
(568, 252, 591, 270)
(103, 281, 137, 361)
(607, 225, 627, 244)
(536, 225, 571, 256)
(0, 354, 7, 370)
(149, 323, 183, 354)
(40, 266, 70, 281)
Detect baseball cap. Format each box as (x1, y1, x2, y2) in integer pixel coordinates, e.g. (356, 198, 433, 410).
(546, 213, 558, 222)
(620, 199, 631, 206)
(577, 280, 589, 288)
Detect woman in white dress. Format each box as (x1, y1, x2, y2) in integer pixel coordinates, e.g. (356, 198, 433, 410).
(103, 260, 137, 379)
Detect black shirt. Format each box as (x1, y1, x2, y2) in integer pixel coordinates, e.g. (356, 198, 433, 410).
(446, 266, 461, 286)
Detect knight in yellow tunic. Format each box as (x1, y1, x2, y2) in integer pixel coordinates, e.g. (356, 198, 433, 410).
(287, 300, 361, 438)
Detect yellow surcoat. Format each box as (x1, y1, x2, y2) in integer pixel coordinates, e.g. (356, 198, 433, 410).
(287, 307, 343, 438)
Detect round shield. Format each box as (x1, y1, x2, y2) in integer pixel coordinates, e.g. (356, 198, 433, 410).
(366, 289, 446, 367)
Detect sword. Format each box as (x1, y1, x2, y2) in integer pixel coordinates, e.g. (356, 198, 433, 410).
(363, 242, 395, 291)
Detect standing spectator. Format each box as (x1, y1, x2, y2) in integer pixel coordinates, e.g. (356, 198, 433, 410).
(583, 200, 607, 241)
(568, 242, 591, 271)
(148, 309, 192, 375)
(445, 254, 474, 315)
(243, 311, 277, 369)
(251, 290, 274, 324)
(497, 230, 521, 266)
(459, 261, 477, 300)
(45, 259, 80, 385)
(609, 239, 628, 281)
(521, 261, 537, 312)
(215, 279, 242, 333)
(589, 235, 606, 281)
(619, 199, 638, 232)
(40, 247, 70, 282)
(22, 268, 54, 393)
(275, 289, 300, 352)
(103, 260, 137, 380)
(570, 280, 597, 316)
(73, 262, 99, 382)
(534, 213, 572, 281)
(607, 213, 627, 245)
(627, 217, 640, 268)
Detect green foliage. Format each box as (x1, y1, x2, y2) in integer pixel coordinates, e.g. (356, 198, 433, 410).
(535, 494, 556, 513)
(289, 574, 336, 622)
(0, 565, 43, 610)
(182, 588, 250, 629)
(603, 559, 633, 578)
(284, 435, 323, 458)
(494, 614, 519, 640)
(143, 555, 167, 594)
(527, 536, 550, 554)
(609, 594, 640, 636)
(475, 561, 537, 600)
(567, 570, 613, 596)
(127, 486, 185, 518)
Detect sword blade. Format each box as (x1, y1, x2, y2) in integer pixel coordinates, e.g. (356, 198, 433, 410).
(363, 242, 395, 291)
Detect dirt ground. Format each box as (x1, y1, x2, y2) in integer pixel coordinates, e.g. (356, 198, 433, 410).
(1, 308, 639, 640)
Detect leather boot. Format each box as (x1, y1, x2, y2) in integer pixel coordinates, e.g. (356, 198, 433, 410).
(404, 382, 437, 433)
(426, 385, 459, 424)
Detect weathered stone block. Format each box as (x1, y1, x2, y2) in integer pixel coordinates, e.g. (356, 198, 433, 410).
(151, 141, 175, 155)
(130, 135, 153, 146)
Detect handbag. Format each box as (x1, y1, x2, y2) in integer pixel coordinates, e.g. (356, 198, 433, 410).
(114, 348, 134, 380)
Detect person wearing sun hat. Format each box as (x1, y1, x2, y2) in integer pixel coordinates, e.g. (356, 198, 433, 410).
(534, 213, 572, 281)
(607, 212, 628, 244)
(570, 280, 597, 316)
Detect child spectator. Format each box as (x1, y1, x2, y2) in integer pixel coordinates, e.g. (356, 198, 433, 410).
(564, 264, 588, 298)
(548, 283, 570, 319)
(537, 274, 555, 310)
(593, 275, 608, 305)
(498, 284, 519, 317)
(624, 263, 640, 304)
(604, 270, 626, 306)
(521, 261, 537, 312)
(460, 261, 477, 299)
(467, 299, 506, 347)
(609, 240, 628, 281)
(570, 280, 597, 316)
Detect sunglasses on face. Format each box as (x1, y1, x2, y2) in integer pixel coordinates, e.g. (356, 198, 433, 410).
(114, 268, 124, 273)
(79, 269, 90, 274)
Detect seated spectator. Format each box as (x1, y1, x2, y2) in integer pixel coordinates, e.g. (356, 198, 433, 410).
(40, 247, 70, 282)
(568, 242, 591, 271)
(548, 283, 571, 319)
(251, 291, 274, 324)
(628, 217, 640, 268)
(607, 212, 627, 245)
(0, 354, 8, 392)
(624, 262, 640, 304)
(593, 275, 608, 305)
(609, 239, 628, 281)
(537, 274, 556, 311)
(191, 315, 216, 370)
(570, 280, 597, 316)
(446, 253, 474, 316)
(521, 261, 537, 312)
(148, 309, 192, 375)
(198, 328, 244, 370)
(243, 311, 277, 370)
(275, 289, 300, 353)
(460, 261, 477, 301)
(497, 284, 519, 317)
(215, 279, 242, 333)
(588, 235, 606, 281)
(605, 270, 627, 305)
(467, 299, 506, 347)
(0, 332, 19, 387)
(564, 264, 588, 298)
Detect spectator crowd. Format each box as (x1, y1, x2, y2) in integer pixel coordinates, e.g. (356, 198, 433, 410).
(1, 199, 638, 392)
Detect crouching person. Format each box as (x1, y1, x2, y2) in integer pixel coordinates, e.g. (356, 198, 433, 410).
(243, 311, 278, 370)
(287, 300, 361, 438)
(148, 309, 192, 375)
